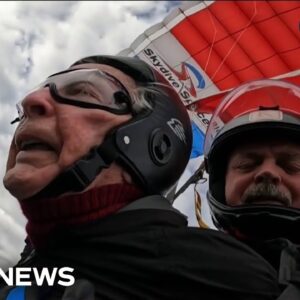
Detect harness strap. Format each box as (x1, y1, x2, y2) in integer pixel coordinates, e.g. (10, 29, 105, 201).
(277, 242, 300, 300)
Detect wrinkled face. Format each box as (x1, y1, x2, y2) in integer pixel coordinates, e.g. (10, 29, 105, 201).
(4, 64, 136, 200)
(225, 139, 300, 208)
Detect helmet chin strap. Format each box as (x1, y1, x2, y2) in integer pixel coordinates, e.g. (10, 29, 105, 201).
(28, 137, 119, 200)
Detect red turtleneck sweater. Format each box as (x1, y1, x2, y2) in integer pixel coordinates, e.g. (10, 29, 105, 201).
(20, 183, 143, 249)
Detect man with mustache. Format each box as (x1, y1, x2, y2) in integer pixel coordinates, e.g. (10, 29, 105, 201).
(204, 78, 300, 299)
(0, 56, 280, 299)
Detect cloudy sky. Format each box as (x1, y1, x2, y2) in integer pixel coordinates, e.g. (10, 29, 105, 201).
(0, 1, 214, 270)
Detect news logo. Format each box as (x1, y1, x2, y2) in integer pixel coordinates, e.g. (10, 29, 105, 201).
(0, 267, 75, 286)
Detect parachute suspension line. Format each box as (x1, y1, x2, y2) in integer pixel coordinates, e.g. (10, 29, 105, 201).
(174, 159, 209, 228)
(172, 1, 217, 78)
(174, 160, 206, 199)
(209, 1, 258, 84)
(194, 184, 209, 228)
(204, 4, 218, 74)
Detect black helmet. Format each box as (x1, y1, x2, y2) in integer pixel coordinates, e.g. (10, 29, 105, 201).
(204, 78, 300, 242)
(31, 55, 192, 199)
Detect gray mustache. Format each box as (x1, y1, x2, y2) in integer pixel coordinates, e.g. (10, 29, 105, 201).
(241, 180, 292, 207)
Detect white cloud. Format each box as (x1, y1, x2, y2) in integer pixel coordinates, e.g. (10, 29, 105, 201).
(0, 0, 210, 270)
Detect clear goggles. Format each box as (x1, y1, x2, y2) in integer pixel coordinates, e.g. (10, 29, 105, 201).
(13, 68, 132, 123)
(204, 79, 300, 155)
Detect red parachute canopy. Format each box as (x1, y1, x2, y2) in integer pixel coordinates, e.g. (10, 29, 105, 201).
(119, 1, 300, 131)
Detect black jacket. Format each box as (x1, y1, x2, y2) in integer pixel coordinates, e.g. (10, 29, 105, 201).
(246, 238, 300, 300)
(0, 196, 280, 299)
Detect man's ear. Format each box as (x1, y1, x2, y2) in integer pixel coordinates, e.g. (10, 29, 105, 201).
(85, 163, 133, 191)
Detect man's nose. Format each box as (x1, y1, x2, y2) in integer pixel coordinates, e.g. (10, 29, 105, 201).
(21, 88, 55, 119)
(254, 160, 281, 184)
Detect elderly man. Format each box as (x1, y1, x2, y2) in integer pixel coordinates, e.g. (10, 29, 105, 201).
(204, 79, 300, 299)
(1, 57, 280, 299)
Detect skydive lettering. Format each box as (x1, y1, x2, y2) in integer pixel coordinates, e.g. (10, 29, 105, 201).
(0, 267, 75, 286)
(144, 49, 179, 86)
(143, 48, 193, 104)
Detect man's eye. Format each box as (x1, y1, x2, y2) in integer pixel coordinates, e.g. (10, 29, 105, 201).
(283, 163, 300, 174)
(77, 89, 90, 96)
(63, 83, 95, 96)
(234, 161, 256, 171)
(66, 85, 88, 96)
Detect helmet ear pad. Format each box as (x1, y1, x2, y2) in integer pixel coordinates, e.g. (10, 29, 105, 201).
(149, 129, 172, 165)
(112, 89, 192, 195)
